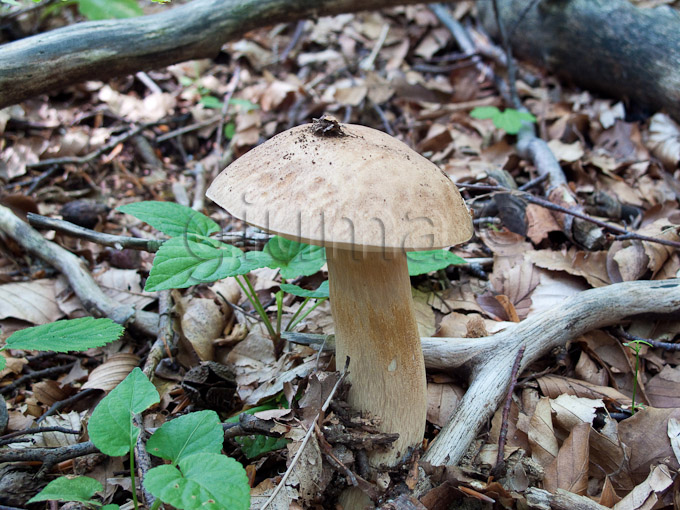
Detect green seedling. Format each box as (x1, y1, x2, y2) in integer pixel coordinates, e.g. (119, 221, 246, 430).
(470, 106, 537, 135)
(0, 317, 124, 371)
(623, 339, 652, 415)
(29, 368, 250, 509)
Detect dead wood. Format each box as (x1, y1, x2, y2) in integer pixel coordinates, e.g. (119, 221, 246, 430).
(421, 279, 680, 466)
(0, 205, 159, 336)
(0, 0, 438, 109)
(477, 0, 680, 121)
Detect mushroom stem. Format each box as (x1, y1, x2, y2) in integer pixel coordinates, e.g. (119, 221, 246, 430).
(326, 247, 426, 467)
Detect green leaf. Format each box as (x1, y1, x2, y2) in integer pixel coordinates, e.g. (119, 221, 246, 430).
(227, 98, 259, 111)
(144, 453, 250, 510)
(145, 236, 272, 291)
(0, 356, 6, 371)
(265, 236, 326, 279)
(102, 506, 121, 510)
(5, 318, 124, 353)
(224, 122, 236, 139)
(407, 250, 466, 276)
(88, 367, 160, 456)
(147, 410, 223, 464)
(118, 201, 219, 237)
(76, 0, 143, 19)
(236, 435, 288, 459)
(28, 476, 102, 505)
(280, 280, 329, 299)
(470, 106, 500, 120)
(199, 96, 223, 109)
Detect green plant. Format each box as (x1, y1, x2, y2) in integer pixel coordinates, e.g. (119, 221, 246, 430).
(0, 317, 124, 371)
(118, 201, 467, 344)
(470, 106, 536, 135)
(1, 0, 170, 21)
(623, 339, 652, 415)
(29, 368, 250, 510)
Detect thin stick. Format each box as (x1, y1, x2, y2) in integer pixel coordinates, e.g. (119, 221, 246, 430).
(460, 183, 680, 249)
(28, 213, 164, 252)
(0, 362, 76, 396)
(491, 0, 520, 108)
(494, 345, 525, 472)
(616, 327, 680, 351)
(261, 360, 349, 510)
(36, 387, 100, 424)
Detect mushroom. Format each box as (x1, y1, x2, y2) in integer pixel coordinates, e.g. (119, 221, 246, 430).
(206, 118, 472, 469)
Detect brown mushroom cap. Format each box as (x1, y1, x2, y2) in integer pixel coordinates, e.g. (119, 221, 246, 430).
(207, 122, 473, 251)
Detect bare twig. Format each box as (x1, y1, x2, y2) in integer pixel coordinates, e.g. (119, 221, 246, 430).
(490, 0, 520, 107)
(0, 426, 80, 443)
(615, 327, 680, 351)
(26, 122, 157, 169)
(493, 344, 525, 474)
(28, 213, 164, 252)
(157, 116, 222, 143)
(460, 183, 680, 250)
(261, 361, 349, 509)
(0, 362, 76, 396)
(191, 163, 207, 211)
(360, 23, 389, 70)
(0, 440, 99, 468)
(37, 388, 100, 424)
(0, 205, 159, 336)
(214, 65, 241, 160)
(143, 290, 176, 378)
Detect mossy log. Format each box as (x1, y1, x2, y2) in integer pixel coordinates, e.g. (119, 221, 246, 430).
(477, 0, 680, 121)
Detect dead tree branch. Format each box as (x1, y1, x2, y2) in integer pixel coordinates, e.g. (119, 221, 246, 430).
(0, 0, 450, 108)
(0, 205, 159, 336)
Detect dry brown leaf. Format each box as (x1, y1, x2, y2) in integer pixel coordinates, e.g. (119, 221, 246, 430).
(538, 375, 631, 407)
(550, 394, 601, 431)
(487, 258, 540, 320)
(285, 434, 324, 506)
(250, 477, 298, 510)
(32, 380, 72, 407)
(82, 353, 140, 391)
(543, 421, 590, 495)
(615, 407, 680, 489)
(527, 270, 588, 316)
(547, 139, 585, 162)
(574, 351, 609, 387)
(526, 248, 610, 288)
(0, 279, 61, 325)
(668, 418, 680, 465)
(646, 365, 680, 408)
(525, 203, 562, 244)
(646, 113, 680, 169)
(426, 382, 464, 428)
(600, 476, 622, 507)
(528, 397, 558, 468)
(412, 289, 436, 337)
(613, 465, 674, 510)
(176, 297, 227, 362)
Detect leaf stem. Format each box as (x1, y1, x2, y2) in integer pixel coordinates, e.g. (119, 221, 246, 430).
(235, 275, 278, 340)
(287, 298, 327, 332)
(129, 438, 139, 510)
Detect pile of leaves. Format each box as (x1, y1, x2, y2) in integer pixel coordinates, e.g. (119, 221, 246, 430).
(1, 1, 680, 509)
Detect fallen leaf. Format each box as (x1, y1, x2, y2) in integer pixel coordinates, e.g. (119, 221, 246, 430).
(0, 279, 61, 325)
(528, 397, 558, 468)
(543, 421, 590, 495)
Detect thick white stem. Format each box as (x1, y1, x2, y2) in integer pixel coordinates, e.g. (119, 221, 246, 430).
(326, 248, 426, 467)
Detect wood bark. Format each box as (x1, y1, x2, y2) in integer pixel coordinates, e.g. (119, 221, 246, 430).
(421, 278, 680, 466)
(477, 0, 680, 121)
(0, 0, 429, 108)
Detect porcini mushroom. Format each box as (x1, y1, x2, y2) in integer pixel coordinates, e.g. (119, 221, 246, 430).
(206, 118, 472, 470)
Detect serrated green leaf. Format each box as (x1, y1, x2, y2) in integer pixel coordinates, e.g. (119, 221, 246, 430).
(76, 0, 142, 19)
(118, 201, 219, 237)
(280, 280, 329, 299)
(144, 453, 250, 510)
(145, 236, 272, 291)
(88, 367, 160, 456)
(470, 106, 500, 120)
(5, 318, 124, 354)
(265, 236, 326, 279)
(28, 476, 102, 505)
(236, 434, 288, 459)
(147, 410, 223, 464)
(407, 250, 466, 276)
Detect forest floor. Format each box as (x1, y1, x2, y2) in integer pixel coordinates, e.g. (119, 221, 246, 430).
(1, 1, 680, 509)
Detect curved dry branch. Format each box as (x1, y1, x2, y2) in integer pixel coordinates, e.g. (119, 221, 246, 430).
(0, 0, 432, 108)
(422, 279, 680, 466)
(0, 205, 158, 336)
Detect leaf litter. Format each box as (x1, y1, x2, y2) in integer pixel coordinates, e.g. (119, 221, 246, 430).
(0, 1, 680, 509)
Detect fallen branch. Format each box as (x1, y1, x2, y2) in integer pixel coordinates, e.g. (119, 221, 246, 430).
(422, 279, 680, 466)
(0, 205, 158, 336)
(0, 0, 445, 108)
(0, 441, 99, 472)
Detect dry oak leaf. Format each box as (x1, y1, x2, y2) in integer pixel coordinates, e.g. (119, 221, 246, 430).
(528, 397, 559, 468)
(0, 279, 61, 325)
(537, 375, 631, 407)
(525, 248, 610, 288)
(645, 365, 680, 408)
(543, 421, 590, 495)
(82, 353, 140, 391)
(612, 464, 674, 510)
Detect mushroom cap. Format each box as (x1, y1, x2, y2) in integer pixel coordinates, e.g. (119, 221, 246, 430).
(207, 122, 473, 251)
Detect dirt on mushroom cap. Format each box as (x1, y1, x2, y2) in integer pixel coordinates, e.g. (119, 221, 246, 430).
(207, 122, 473, 251)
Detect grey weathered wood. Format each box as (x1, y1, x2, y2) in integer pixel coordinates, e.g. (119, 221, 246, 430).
(0, 0, 429, 108)
(477, 0, 680, 120)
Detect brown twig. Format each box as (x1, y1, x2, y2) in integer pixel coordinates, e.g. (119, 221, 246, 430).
(493, 344, 525, 474)
(26, 122, 157, 169)
(461, 183, 680, 250)
(0, 205, 159, 336)
(143, 290, 175, 378)
(0, 426, 80, 445)
(491, 0, 520, 108)
(615, 327, 680, 351)
(0, 440, 99, 470)
(223, 413, 285, 440)
(0, 362, 76, 396)
(36, 388, 100, 424)
(27, 213, 164, 252)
